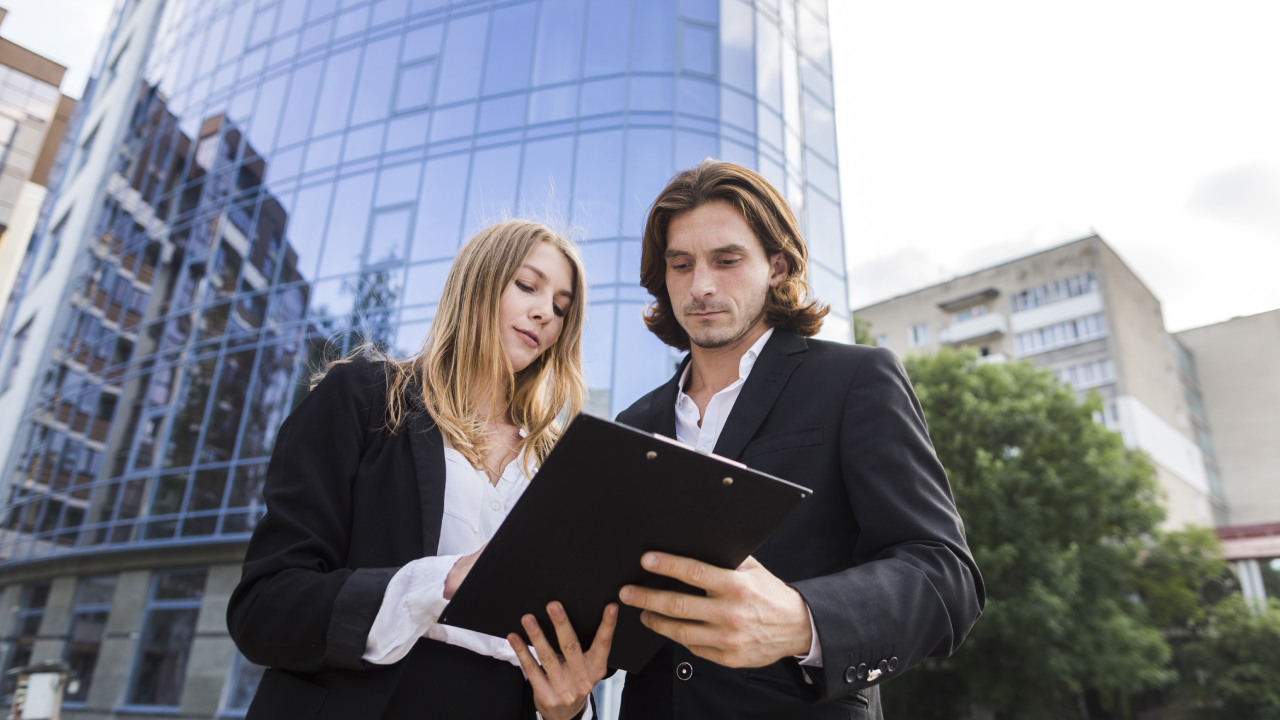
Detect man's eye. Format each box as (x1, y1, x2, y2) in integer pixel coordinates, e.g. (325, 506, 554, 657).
(718, 258, 741, 266)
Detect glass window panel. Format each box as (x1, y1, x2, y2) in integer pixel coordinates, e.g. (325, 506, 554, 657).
(334, 6, 370, 39)
(580, 239, 618, 286)
(401, 23, 443, 63)
(758, 105, 783, 151)
(239, 342, 300, 459)
(582, 300, 614, 397)
(163, 357, 218, 468)
(528, 85, 577, 125)
(622, 128, 673, 236)
(150, 473, 189, 517)
(248, 6, 279, 48)
(201, 349, 256, 463)
(755, 11, 781, 111)
(796, 3, 831, 71)
(227, 464, 268, 510)
(678, 76, 717, 118)
(611, 304, 673, 416)
(532, 0, 585, 86)
(809, 262, 849, 317)
(631, 0, 675, 72)
(285, 182, 336, 281)
(681, 22, 716, 77)
(579, 78, 625, 116)
(128, 607, 198, 705)
(805, 188, 844, 272)
(800, 56, 832, 106)
(276, 61, 325, 148)
(435, 13, 488, 104)
(65, 597, 111, 703)
(482, 3, 537, 95)
(376, 162, 422, 208)
(571, 130, 623, 239)
(317, 172, 376, 278)
(312, 47, 361, 136)
(186, 468, 228, 513)
(248, 73, 289, 152)
(464, 144, 521, 233)
(675, 130, 717, 173)
(224, 652, 266, 712)
(303, 134, 342, 173)
(351, 35, 400, 125)
(410, 0, 447, 13)
(395, 58, 437, 113)
(429, 102, 476, 142)
(393, 320, 431, 355)
(385, 110, 428, 151)
(308, 277, 357, 319)
(366, 206, 412, 265)
(720, 85, 754, 131)
(74, 575, 118, 606)
(682, 0, 718, 24)
(628, 76, 673, 113)
(518, 135, 574, 221)
(343, 123, 386, 162)
(372, 0, 409, 26)
(802, 96, 836, 160)
(583, 0, 630, 77)
(805, 150, 838, 201)
(411, 153, 470, 260)
(401, 260, 450, 307)
(478, 93, 526, 134)
(197, 16, 231, 78)
(156, 569, 207, 600)
(308, 0, 339, 22)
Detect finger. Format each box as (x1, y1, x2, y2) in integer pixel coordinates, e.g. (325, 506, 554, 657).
(508, 633, 554, 697)
(585, 603, 619, 674)
(546, 602, 588, 677)
(619, 584, 716, 621)
(641, 552, 733, 594)
(639, 610, 720, 650)
(522, 614, 567, 685)
(737, 555, 763, 571)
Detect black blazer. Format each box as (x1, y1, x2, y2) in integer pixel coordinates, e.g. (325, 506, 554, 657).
(227, 358, 544, 719)
(615, 330, 984, 720)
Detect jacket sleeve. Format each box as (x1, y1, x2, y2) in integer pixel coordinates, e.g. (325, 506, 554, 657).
(789, 346, 984, 700)
(226, 359, 401, 672)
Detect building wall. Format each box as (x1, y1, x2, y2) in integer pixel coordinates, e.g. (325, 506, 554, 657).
(1176, 310, 1280, 526)
(854, 235, 1222, 529)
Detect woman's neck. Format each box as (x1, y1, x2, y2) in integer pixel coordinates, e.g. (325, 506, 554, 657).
(470, 380, 511, 427)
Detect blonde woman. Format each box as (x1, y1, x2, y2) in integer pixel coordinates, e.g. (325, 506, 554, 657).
(228, 220, 615, 720)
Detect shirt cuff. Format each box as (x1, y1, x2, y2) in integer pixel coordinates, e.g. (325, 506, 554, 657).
(362, 554, 462, 665)
(793, 601, 823, 667)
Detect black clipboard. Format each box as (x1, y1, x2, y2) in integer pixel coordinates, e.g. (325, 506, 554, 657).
(437, 414, 812, 672)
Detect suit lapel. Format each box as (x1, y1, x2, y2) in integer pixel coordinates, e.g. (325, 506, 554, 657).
(648, 354, 690, 438)
(407, 412, 447, 556)
(712, 330, 807, 461)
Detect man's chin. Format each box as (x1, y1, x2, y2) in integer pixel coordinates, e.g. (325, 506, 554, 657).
(687, 329, 741, 350)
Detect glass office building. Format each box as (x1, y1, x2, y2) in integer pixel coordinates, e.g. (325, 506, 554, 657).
(0, 0, 843, 715)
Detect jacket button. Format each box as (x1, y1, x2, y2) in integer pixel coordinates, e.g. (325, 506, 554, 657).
(856, 663, 868, 680)
(888, 656, 899, 672)
(676, 662, 693, 681)
(843, 666, 856, 683)
(878, 659, 890, 675)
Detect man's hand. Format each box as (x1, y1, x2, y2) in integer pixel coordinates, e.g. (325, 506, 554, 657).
(619, 553, 812, 668)
(508, 602, 618, 720)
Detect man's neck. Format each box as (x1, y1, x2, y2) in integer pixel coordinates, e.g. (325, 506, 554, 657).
(685, 318, 772, 398)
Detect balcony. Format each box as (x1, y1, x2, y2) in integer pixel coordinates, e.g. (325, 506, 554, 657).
(939, 312, 1008, 345)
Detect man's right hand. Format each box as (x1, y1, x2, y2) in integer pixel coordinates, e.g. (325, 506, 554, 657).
(444, 543, 486, 599)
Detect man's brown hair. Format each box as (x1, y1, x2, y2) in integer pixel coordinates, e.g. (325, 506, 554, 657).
(640, 159, 829, 351)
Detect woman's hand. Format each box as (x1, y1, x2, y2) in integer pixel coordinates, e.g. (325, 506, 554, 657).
(508, 602, 618, 720)
(444, 544, 486, 600)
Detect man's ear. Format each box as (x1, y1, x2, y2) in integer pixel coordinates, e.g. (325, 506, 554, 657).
(768, 251, 789, 288)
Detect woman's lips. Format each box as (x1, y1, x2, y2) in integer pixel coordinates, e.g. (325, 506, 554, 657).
(516, 329, 539, 347)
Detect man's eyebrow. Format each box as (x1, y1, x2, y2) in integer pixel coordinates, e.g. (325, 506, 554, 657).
(664, 248, 692, 259)
(712, 244, 749, 254)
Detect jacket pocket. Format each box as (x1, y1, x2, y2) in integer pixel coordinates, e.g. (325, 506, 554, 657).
(742, 425, 823, 459)
(247, 669, 328, 720)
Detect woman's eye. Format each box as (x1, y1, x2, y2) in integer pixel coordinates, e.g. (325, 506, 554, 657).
(516, 281, 534, 292)
(553, 305, 566, 318)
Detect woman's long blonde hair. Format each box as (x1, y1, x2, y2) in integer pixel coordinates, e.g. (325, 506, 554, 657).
(328, 220, 586, 477)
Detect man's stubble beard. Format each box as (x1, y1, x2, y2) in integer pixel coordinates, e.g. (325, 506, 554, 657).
(683, 284, 770, 350)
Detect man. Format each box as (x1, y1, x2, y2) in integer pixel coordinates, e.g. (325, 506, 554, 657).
(613, 161, 984, 719)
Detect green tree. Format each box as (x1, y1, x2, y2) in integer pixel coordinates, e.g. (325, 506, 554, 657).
(853, 315, 875, 346)
(1179, 596, 1280, 719)
(883, 348, 1173, 719)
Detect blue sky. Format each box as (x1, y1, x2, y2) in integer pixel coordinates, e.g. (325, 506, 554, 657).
(5, 0, 1278, 332)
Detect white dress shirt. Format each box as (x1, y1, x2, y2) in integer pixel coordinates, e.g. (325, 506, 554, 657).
(363, 434, 594, 719)
(673, 327, 824, 668)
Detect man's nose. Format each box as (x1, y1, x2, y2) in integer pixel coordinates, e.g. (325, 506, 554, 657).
(689, 262, 716, 297)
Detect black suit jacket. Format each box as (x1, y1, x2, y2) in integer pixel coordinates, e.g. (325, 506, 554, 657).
(615, 330, 984, 720)
(227, 358, 549, 719)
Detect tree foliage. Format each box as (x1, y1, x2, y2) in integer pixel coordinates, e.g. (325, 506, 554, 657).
(883, 349, 1173, 718)
(1178, 596, 1280, 719)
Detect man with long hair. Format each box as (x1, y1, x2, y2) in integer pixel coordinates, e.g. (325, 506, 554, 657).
(614, 161, 984, 718)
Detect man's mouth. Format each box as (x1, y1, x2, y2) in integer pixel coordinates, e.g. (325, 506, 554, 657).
(516, 329, 539, 347)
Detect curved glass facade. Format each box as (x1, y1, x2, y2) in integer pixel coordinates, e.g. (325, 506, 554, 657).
(0, 0, 844, 562)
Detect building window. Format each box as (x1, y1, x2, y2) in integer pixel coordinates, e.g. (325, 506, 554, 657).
(76, 123, 100, 175)
(1, 582, 51, 701)
(125, 569, 207, 708)
(40, 212, 70, 278)
(1014, 314, 1107, 357)
(875, 333, 888, 348)
(1, 317, 33, 393)
(1010, 271, 1097, 313)
(63, 575, 118, 704)
(1055, 358, 1116, 389)
(221, 652, 266, 715)
(953, 306, 988, 323)
(908, 323, 929, 348)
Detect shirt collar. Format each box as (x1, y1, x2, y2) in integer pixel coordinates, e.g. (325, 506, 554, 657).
(678, 326, 775, 399)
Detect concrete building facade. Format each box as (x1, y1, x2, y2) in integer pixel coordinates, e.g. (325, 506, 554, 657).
(855, 235, 1227, 530)
(0, 0, 847, 717)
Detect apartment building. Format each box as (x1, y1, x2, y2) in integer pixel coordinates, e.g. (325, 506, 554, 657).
(855, 235, 1225, 530)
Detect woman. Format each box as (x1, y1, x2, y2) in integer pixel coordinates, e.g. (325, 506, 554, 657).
(228, 220, 615, 720)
